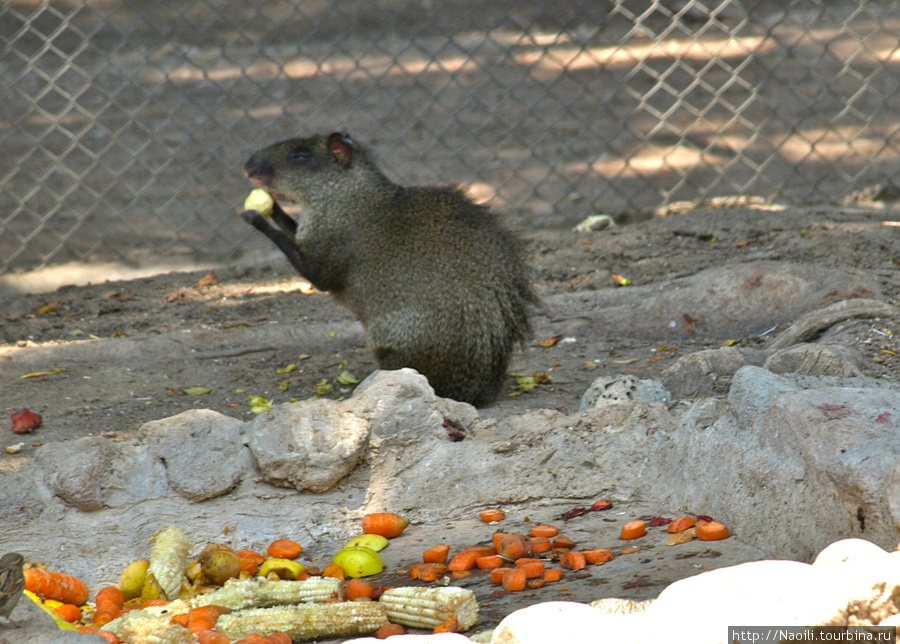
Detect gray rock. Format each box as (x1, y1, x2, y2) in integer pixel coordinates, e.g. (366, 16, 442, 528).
(35, 436, 167, 511)
(659, 346, 766, 399)
(353, 368, 479, 441)
(580, 375, 671, 411)
(764, 342, 865, 377)
(248, 398, 370, 493)
(0, 471, 48, 524)
(139, 409, 249, 501)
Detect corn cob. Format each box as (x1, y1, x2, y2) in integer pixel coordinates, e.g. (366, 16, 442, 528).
(379, 586, 479, 631)
(148, 526, 192, 600)
(138, 576, 343, 620)
(215, 601, 388, 640)
(102, 609, 197, 644)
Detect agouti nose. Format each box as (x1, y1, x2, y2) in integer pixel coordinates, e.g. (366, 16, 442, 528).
(244, 154, 274, 180)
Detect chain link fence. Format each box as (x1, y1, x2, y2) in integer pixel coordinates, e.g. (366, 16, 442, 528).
(2, 0, 899, 275)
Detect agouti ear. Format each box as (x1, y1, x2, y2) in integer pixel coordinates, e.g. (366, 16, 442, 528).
(328, 132, 354, 169)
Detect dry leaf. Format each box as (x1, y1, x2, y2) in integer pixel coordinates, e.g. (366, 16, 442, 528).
(539, 335, 563, 348)
(20, 368, 68, 379)
(194, 271, 219, 288)
(666, 527, 697, 546)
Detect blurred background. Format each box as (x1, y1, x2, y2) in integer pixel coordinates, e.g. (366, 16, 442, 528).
(2, 0, 899, 277)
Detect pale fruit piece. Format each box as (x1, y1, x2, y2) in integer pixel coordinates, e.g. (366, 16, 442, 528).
(244, 189, 274, 217)
(344, 534, 389, 552)
(332, 547, 384, 578)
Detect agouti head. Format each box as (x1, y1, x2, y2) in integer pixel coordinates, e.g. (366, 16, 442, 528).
(244, 131, 391, 208)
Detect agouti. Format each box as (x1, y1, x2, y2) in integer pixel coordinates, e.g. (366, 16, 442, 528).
(241, 131, 537, 407)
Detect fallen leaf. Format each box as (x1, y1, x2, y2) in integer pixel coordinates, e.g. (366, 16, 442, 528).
(279, 380, 289, 392)
(611, 274, 632, 286)
(194, 271, 219, 288)
(248, 395, 274, 414)
(666, 527, 697, 546)
(167, 291, 186, 302)
(722, 339, 740, 347)
(314, 379, 333, 396)
(35, 303, 61, 315)
(20, 368, 68, 379)
(539, 335, 563, 348)
(337, 371, 359, 385)
(183, 387, 214, 396)
(276, 363, 297, 374)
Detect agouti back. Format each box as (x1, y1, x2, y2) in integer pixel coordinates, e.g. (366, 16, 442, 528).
(242, 131, 537, 407)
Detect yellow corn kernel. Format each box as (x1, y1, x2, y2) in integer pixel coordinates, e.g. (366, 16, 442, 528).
(147, 526, 192, 600)
(379, 586, 479, 631)
(216, 601, 388, 640)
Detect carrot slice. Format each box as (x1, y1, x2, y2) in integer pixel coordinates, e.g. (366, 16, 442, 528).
(560, 551, 587, 571)
(502, 568, 527, 592)
(620, 520, 647, 540)
(514, 558, 546, 579)
(475, 555, 503, 570)
(530, 536, 552, 554)
(543, 569, 564, 582)
(409, 563, 447, 582)
(697, 520, 730, 541)
(551, 535, 575, 549)
(529, 524, 559, 538)
(422, 544, 451, 564)
(667, 516, 697, 534)
(267, 540, 302, 560)
(479, 508, 506, 523)
(376, 623, 405, 639)
(498, 533, 534, 561)
(344, 579, 375, 600)
(54, 603, 82, 623)
(433, 618, 458, 634)
(490, 567, 512, 584)
(583, 548, 615, 565)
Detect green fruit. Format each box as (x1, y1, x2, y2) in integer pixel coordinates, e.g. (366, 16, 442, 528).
(332, 546, 383, 578)
(344, 534, 389, 552)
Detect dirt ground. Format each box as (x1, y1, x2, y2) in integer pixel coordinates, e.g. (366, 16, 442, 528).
(0, 197, 899, 637)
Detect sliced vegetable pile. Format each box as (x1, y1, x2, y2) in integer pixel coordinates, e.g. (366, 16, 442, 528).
(20, 507, 727, 642)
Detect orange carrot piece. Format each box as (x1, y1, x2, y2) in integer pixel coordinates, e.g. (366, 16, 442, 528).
(376, 623, 405, 638)
(262, 634, 292, 644)
(409, 563, 447, 582)
(54, 603, 82, 623)
(322, 563, 346, 579)
(479, 508, 506, 523)
(491, 532, 506, 552)
(583, 548, 615, 565)
(234, 636, 266, 644)
(172, 613, 191, 627)
(24, 568, 90, 606)
(667, 516, 697, 534)
(447, 550, 479, 572)
(502, 568, 527, 592)
(529, 524, 559, 538)
(187, 605, 231, 632)
(551, 535, 575, 550)
(422, 544, 451, 564)
(543, 569, 564, 582)
(530, 536, 552, 554)
(93, 586, 125, 625)
(490, 567, 512, 584)
(527, 578, 546, 589)
(697, 520, 730, 541)
(235, 550, 265, 565)
(475, 555, 503, 570)
(514, 558, 546, 579)
(362, 513, 409, 539)
(344, 579, 375, 600)
(620, 520, 647, 540)
(450, 570, 471, 580)
(237, 556, 260, 576)
(196, 629, 232, 644)
(433, 618, 459, 633)
(560, 551, 587, 571)
(267, 540, 303, 560)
